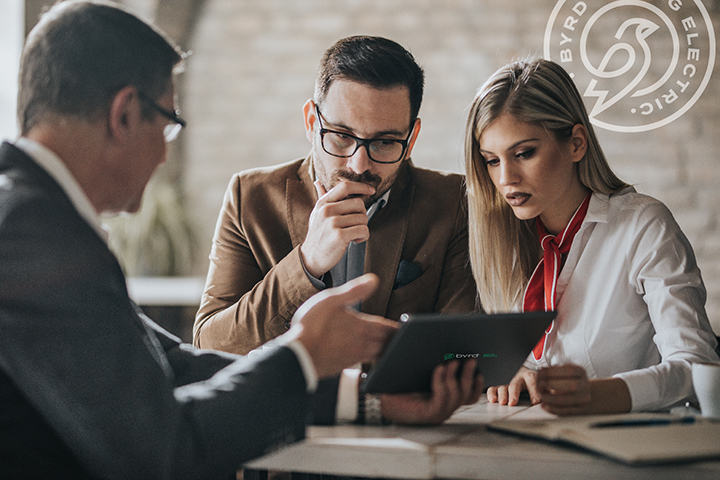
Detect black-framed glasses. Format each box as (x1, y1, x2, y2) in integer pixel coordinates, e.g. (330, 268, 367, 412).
(315, 105, 414, 164)
(138, 91, 186, 142)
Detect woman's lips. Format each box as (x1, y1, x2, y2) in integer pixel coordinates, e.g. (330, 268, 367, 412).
(505, 192, 531, 207)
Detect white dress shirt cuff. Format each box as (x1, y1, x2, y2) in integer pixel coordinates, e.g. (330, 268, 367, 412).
(612, 371, 655, 412)
(336, 366, 361, 423)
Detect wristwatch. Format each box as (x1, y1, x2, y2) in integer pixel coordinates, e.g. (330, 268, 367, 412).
(363, 393, 384, 424)
(358, 372, 388, 425)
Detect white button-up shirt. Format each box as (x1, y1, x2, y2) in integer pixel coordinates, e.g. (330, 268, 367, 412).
(525, 188, 719, 411)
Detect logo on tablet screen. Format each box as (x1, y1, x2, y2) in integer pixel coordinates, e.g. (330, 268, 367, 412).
(543, 0, 715, 132)
(444, 353, 497, 360)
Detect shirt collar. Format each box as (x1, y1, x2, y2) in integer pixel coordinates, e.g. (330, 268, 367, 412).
(367, 188, 390, 220)
(13, 137, 109, 243)
(584, 186, 636, 226)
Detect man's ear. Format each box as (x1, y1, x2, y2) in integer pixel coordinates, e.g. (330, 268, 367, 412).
(403, 118, 422, 160)
(570, 123, 588, 163)
(107, 85, 138, 141)
(302, 99, 316, 143)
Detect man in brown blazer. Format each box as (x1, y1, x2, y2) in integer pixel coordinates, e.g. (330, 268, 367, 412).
(194, 36, 478, 424)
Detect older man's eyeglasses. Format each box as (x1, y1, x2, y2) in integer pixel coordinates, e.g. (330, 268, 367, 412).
(315, 105, 414, 164)
(138, 92, 186, 142)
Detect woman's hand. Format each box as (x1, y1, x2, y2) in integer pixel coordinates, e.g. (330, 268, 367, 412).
(486, 366, 541, 406)
(487, 364, 632, 414)
(536, 365, 632, 415)
(536, 365, 591, 414)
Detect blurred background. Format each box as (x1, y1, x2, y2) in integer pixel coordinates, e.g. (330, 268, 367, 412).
(2, 0, 719, 340)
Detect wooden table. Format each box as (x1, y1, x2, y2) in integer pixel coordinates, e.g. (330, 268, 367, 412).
(245, 397, 720, 480)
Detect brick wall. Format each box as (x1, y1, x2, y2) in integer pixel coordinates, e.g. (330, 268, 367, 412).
(179, 0, 720, 333)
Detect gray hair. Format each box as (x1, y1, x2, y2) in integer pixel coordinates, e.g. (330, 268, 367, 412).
(18, 0, 184, 134)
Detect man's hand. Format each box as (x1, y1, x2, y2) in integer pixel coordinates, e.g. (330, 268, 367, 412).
(290, 274, 398, 378)
(301, 180, 375, 278)
(380, 360, 484, 424)
(486, 366, 540, 406)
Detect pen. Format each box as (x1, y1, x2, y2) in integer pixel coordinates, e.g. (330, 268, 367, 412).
(592, 417, 696, 428)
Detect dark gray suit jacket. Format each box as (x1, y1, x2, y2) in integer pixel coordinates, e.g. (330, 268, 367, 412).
(0, 142, 311, 479)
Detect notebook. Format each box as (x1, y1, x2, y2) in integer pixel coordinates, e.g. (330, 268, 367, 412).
(488, 405, 720, 465)
(361, 311, 555, 394)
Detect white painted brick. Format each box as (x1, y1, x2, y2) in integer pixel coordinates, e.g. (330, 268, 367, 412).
(160, 0, 720, 331)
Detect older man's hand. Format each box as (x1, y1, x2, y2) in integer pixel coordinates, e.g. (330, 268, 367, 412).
(381, 359, 484, 424)
(291, 273, 398, 379)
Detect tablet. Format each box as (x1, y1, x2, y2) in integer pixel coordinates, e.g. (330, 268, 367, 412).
(361, 311, 555, 394)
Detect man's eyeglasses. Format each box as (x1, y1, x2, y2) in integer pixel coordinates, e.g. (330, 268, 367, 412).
(315, 105, 414, 164)
(138, 91, 186, 142)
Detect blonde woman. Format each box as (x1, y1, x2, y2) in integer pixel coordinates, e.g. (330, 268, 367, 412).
(465, 58, 719, 415)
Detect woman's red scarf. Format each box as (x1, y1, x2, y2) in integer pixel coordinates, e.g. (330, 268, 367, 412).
(523, 192, 592, 361)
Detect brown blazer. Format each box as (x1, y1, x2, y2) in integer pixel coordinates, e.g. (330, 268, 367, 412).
(194, 155, 478, 354)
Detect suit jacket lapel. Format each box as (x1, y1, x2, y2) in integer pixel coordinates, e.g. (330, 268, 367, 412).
(363, 161, 414, 317)
(287, 155, 316, 248)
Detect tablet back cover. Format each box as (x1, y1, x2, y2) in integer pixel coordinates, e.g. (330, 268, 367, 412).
(362, 311, 555, 394)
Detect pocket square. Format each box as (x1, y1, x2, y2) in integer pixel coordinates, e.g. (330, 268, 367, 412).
(394, 260, 423, 289)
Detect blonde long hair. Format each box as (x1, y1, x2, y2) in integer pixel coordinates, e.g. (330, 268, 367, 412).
(465, 59, 629, 312)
